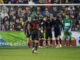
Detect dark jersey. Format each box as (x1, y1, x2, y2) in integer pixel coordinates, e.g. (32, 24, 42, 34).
(46, 21, 52, 31)
(25, 21, 32, 34)
(52, 19, 62, 31)
(52, 19, 62, 37)
(31, 21, 39, 31)
(39, 19, 44, 27)
(43, 21, 47, 31)
(31, 20, 39, 40)
(43, 21, 52, 31)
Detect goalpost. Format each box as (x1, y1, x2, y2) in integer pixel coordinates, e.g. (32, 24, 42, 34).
(0, 4, 80, 6)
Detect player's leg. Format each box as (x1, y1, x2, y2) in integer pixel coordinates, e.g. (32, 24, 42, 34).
(27, 37, 30, 48)
(59, 35, 62, 47)
(40, 38, 43, 48)
(39, 31, 41, 47)
(50, 38, 52, 47)
(64, 35, 67, 46)
(50, 32, 52, 47)
(26, 31, 30, 48)
(69, 36, 72, 46)
(39, 32, 44, 48)
(46, 32, 48, 47)
(54, 31, 59, 48)
(64, 31, 67, 46)
(55, 37, 59, 48)
(34, 40, 38, 53)
(68, 32, 72, 46)
(32, 40, 35, 53)
(58, 30, 62, 47)
(34, 31, 39, 53)
(32, 32, 35, 53)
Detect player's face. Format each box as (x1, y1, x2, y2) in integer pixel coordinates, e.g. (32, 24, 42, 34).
(33, 18, 37, 21)
(43, 17, 47, 21)
(54, 17, 56, 21)
(28, 17, 31, 22)
(66, 15, 69, 19)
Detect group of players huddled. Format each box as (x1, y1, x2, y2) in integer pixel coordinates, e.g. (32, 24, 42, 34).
(25, 14, 72, 54)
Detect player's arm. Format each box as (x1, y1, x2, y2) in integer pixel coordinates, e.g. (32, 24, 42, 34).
(62, 19, 65, 32)
(69, 18, 72, 32)
(59, 19, 64, 31)
(70, 18, 72, 29)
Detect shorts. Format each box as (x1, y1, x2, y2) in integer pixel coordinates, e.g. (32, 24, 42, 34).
(32, 31, 39, 40)
(46, 30, 52, 39)
(64, 30, 72, 36)
(54, 29, 61, 38)
(40, 32, 44, 38)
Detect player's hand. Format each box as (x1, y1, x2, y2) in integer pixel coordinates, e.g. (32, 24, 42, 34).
(62, 30, 64, 33)
(69, 28, 71, 32)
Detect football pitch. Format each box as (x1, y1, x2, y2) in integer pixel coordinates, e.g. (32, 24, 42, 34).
(0, 47, 80, 60)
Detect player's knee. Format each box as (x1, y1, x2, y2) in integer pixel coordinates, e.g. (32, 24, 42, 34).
(35, 40, 38, 43)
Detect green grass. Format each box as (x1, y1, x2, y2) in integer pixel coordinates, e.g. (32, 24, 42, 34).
(0, 47, 80, 60)
(0, 31, 27, 42)
(0, 31, 75, 43)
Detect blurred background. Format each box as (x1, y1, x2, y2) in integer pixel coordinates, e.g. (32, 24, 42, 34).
(0, 0, 80, 4)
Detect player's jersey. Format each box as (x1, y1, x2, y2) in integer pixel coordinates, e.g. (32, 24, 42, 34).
(52, 18, 63, 31)
(31, 21, 39, 31)
(46, 21, 52, 31)
(63, 18, 72, 31)
(39, 19, 44, 27)
(25, 21, 32, 35)
(25, 21, 31, 30)
(43, 21, 47, 31)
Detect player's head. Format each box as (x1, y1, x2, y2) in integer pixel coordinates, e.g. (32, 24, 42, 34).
(47, 17, 50, 22)
(43, 16, 47, 21)
(28, 17, 31, 22)
(33, 16, 38, 21)
(53, 16, 56, 21)
(65, 14, 69, 19)
(39, 14, 43, 20)
(16, 19, 19, 23)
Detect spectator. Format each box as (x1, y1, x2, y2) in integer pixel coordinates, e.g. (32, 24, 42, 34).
(28, 0, 35, 4)
(46, 0, 52, 8)
(0, 6, 80, 31)
(1, 24, 6, 31)
(0, 8, 9, 19)
(3, 0, 10, 4)
(23, 0, 28, 4)
(11, 0, 16, 4)
(0, 0, 4, 4)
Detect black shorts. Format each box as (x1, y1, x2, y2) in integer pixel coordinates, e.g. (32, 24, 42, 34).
(46, 30, 52, 39)
(32, 31, 39, 40)
(54, 29, 61, 38)
(40, 32, 44, 38)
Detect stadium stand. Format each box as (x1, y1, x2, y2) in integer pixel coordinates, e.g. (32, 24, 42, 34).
(0, 6, 80, 31)
(0, 0, 80, 4)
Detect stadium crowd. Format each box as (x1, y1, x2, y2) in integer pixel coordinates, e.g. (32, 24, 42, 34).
(0, 6, 80, 31)
(0, 0, 80, 4)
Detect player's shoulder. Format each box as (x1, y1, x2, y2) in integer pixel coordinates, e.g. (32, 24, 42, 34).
(70, 18, 72, 20)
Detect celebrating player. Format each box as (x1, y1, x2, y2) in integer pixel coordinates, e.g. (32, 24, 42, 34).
(38, 15, 44, 48)
(52, 16, 62, 48)
(46, 17, 52, 47)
